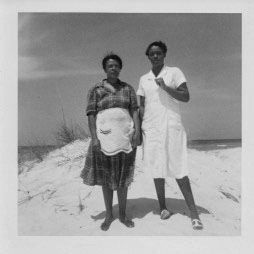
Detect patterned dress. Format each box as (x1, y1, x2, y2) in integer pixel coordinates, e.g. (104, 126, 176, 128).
(80, 79, 138, 190)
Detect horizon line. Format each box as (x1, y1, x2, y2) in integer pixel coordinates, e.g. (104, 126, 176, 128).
(18, 138, 242, 147)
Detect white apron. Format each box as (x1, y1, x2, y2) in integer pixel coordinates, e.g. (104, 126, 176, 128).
(96, 108, 134, 156)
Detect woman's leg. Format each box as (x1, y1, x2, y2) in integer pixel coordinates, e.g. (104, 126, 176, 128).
(176, 176, 200, 220)
(117, 187, 134, 227)
(154, 178, 172, 219)
(101, 186, 114, 231)
(153, 178, 167, 212)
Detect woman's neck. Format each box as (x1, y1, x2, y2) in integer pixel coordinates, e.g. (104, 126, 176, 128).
(152, 64, 164, 77)
(106, 78, 118, 85)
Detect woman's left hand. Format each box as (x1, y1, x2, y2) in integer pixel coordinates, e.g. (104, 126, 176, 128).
(131, 131, 141, 148)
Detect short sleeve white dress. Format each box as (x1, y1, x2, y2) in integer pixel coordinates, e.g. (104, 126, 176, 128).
(137, 66, 188, 179)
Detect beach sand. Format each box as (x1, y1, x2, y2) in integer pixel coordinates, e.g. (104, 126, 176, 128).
(18, 139, 241, 236)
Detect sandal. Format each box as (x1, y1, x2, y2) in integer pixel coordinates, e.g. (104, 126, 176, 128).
(192, 219, 203, 230)
(160, 209, 172, 220)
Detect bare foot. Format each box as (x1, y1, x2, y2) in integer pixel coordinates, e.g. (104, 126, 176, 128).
(100, 217, 114, 231)
(119, 217, 135, 228)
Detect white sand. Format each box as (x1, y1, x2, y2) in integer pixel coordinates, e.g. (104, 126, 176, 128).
(18, 139, 241, 236)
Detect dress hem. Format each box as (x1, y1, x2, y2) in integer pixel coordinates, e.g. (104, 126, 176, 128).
(81, 179, 133, 190)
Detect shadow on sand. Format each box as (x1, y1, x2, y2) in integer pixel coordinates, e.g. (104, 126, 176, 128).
(91, 197, 210, 221)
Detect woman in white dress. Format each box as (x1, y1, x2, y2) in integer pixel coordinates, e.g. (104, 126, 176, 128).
(137, 41, 203, 230)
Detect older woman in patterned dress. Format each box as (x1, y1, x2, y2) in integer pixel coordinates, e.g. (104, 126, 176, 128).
(80, 53, 140, 231)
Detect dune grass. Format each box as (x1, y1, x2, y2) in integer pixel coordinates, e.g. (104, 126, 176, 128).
(18, 121, 89, 174)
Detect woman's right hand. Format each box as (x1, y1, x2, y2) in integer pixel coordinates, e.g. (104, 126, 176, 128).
(92, 138, 101, 152)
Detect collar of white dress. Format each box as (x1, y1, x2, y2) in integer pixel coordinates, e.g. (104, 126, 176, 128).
(147, 65, 167, 80)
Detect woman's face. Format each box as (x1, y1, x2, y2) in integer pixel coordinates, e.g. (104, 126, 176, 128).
(105, 59, 121, 79)
(148, 46, 165, 67)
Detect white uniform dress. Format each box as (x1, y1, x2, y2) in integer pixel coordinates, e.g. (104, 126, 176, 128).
(137, 66, 188, 179)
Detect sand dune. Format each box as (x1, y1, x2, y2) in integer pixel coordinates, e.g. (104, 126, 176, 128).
(18, 139, 241, 235)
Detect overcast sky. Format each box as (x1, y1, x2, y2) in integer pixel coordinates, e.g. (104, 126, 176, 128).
(18, 13, 241, 145)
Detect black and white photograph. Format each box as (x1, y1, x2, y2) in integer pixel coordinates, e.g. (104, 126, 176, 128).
(17, 12, 241, 236)
(1, 0, 254, 253)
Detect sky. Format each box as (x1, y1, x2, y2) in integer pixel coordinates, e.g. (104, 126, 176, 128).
(18, 13, 241, 145)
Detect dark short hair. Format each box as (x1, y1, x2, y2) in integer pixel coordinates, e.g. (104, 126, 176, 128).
(102, 53, 123, 71)
(145, 41, 167, 56)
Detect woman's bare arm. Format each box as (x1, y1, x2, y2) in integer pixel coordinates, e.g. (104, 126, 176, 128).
(139, 96, 145, 121)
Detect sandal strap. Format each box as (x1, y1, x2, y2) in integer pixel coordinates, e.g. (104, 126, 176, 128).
(160, 209, 171, 219)
(192, 219, 203, 229)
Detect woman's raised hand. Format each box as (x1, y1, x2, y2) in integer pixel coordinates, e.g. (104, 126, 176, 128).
(155, 77, 167, 90)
